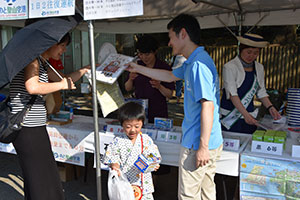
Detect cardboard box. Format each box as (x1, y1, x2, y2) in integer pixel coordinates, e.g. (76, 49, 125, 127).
(273, 131, 286, 143)
(134, 154, 161, 173)
(252, 130, 265, 141)
(263, 130, 274, 142)
(154, 117, 173, 129)
(58, 163, 82, 182)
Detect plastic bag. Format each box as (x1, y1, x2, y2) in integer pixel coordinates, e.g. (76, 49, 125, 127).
(107, 169, 135, 200)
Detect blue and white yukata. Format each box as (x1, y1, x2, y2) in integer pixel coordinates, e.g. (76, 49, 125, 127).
(103, 133, 161, 200)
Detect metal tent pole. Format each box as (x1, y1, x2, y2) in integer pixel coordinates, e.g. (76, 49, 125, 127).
(88, 20, 102, 200)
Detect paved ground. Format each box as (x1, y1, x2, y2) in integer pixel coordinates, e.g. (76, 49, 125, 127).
(0, 151, 179, 200)
(0, 98, 182, 200)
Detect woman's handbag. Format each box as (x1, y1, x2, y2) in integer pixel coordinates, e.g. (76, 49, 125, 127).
(0, 95, 37, 143)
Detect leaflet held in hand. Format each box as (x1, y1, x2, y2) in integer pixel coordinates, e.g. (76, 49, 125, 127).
(96, 53, 133, 84)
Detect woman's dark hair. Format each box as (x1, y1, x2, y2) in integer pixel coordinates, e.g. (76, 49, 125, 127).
(135, 34, 159, 53)
(118, 102, 145, 126)
(239, 44, 259, 53)
(59, 33, 71, 45)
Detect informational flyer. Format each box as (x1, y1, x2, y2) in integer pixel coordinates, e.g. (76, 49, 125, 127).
(96, 53, 133, 85)
(29, 0, 75, 18)
(83, 0, 143, 20)
(96, 81, 125, 117)
(0, 0, 27, 20)
(85, 70, 125, 117)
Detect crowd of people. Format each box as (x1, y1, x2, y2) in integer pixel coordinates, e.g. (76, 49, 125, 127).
(5, 12, 282, 200)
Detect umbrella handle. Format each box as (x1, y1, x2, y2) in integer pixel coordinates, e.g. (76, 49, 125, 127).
(39, 56, 64, 80)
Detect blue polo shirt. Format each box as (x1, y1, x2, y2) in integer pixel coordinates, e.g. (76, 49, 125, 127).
(173, 47, 223, 150)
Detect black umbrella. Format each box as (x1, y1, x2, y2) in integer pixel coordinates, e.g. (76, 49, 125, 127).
(0, 17, 78, 89)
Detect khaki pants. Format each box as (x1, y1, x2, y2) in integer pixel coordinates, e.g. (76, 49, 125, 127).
(178, 144, 223, 200)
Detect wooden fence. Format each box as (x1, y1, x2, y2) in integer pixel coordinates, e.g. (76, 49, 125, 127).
(156, 45, 300, 92)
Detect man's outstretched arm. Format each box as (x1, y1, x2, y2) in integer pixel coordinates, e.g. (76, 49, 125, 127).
(126, 62, 180, 83)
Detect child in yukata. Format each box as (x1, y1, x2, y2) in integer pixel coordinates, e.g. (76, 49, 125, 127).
(103, 101, 161, 200)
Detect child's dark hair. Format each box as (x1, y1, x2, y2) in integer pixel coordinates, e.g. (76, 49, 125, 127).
(118, 102, 145, 126)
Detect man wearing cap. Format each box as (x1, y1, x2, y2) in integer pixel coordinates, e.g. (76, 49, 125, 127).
(220, 33, 281, 134)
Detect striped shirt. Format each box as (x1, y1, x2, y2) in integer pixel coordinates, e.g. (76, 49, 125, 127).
(9, 58, 48, 127)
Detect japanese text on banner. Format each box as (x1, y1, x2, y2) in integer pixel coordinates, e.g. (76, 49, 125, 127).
(84, 0, 143, 20)
(29, 0, 75, 18)
(0, 0, 27, 20)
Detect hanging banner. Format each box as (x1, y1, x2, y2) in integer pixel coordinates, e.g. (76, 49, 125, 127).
(47, 126, 86, 166)
(83, 0, 143, 20)
(0, 0, 28, 20)
(29, 0, 75, 18)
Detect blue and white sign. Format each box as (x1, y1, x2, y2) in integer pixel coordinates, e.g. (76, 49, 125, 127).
(0, 0, 28, 20)
(29, 0, 75, 18)
(83, 0, 143, 20)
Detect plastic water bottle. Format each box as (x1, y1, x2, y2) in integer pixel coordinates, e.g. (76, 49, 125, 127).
(69, 107, 74, 120)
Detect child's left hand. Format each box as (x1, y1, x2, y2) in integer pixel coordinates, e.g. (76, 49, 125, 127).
(110, 163, 121, 176)
(154, 164, 160, 171)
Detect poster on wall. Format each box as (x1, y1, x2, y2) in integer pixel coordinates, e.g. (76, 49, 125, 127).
(0, 0, 28, 20)
(29, 0, 75, 18)
(83, 0, 143, 20)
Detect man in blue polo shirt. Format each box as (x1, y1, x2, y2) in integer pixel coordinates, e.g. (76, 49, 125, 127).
(126, 13, 223, 200)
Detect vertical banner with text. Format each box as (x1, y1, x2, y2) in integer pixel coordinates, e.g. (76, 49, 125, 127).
(84, 0, 143, 20)
(0, 0, 28, 20)
(29, 0, 75, 18)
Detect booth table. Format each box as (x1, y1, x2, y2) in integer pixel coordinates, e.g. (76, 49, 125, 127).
(50, 115, 251, 177)
(0, 115, 251, 177)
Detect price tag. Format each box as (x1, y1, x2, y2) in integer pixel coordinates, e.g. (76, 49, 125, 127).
(141, 128, 158, 140)
(251, 141, 283, 155)
(167, 132, 181, 144)
(156, 131, 168, 142)
(223, 138, 240, 151)
(106, 125, 124, 135)
(292, 145, 300, 158)
(156, 131, 181, 143)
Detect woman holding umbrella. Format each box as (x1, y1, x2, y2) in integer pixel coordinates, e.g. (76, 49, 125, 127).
(8, 24, 77, 199)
